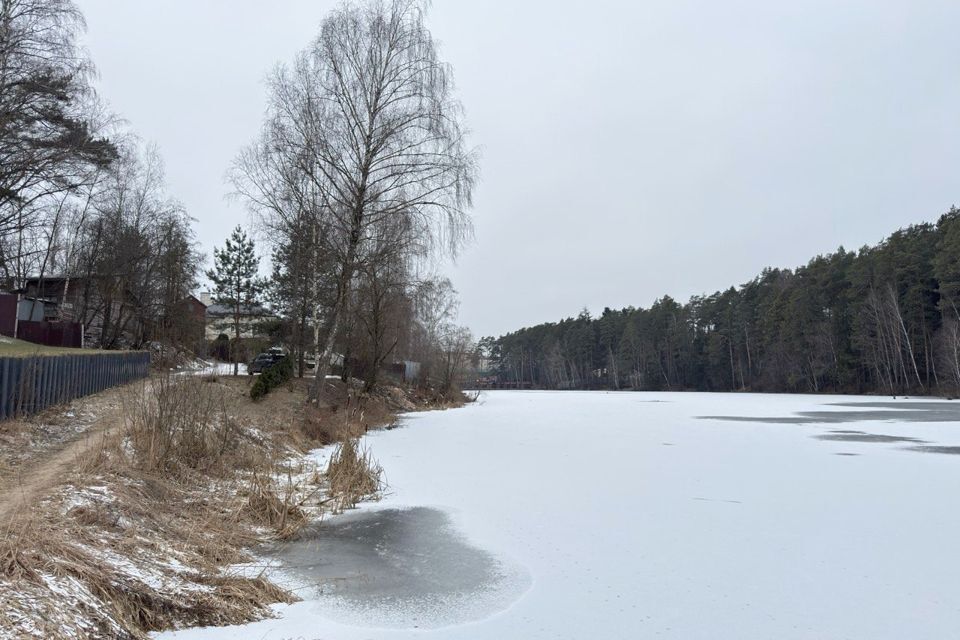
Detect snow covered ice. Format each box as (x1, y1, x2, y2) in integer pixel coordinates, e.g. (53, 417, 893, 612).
(157, 391, 960, 640)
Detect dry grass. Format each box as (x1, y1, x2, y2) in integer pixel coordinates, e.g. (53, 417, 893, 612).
(300, 383, 388, 515)
(0, 337, 91, 357)
(0, 374, 442, 638)
(0, 521, 295, 637)
(240, 471, 312, 539)
(0, 518, 44, 582)
(301, 406, 366, 444)
(325, 438, 384, 514)
(125, 375, 246, 473)
(301, 380, 405, 445)
(0, 376, 312, 638)
(0, 457, 301, 636)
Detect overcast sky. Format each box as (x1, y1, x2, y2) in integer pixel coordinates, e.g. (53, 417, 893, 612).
(75, 0, 960, 338)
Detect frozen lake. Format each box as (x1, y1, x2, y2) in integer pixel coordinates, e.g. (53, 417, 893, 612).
(159, 391, 960, 640)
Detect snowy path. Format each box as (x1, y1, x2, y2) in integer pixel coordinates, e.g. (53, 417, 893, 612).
(158, 391, 960, 640)
(0, 380, 143, 526)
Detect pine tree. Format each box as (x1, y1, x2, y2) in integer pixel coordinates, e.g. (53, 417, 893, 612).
(206, 226, 266, 375)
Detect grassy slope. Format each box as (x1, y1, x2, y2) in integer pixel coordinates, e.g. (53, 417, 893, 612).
(0, 375, 461, 639)
(0, 337, 102, 357)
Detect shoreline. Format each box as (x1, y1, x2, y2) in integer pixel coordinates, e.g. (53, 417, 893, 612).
(0, 373, 464, 639)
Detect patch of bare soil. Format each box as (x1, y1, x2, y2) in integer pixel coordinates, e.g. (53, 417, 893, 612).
(0, 373, 459, 639)
(0, 384, 130, 526)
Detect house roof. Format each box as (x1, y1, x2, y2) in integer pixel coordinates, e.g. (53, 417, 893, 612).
(182, 294, 207, 308)
(206, 303, 276, 318)
(20, 275, 89, 284)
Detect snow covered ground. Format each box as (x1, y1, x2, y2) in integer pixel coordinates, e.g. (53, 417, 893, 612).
(157, 391, 960, 640)
(184, 361, 248, 376)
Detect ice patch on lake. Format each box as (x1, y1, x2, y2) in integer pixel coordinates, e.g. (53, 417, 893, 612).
(267, 506, 530, 629)
(700, 399, 960, 424)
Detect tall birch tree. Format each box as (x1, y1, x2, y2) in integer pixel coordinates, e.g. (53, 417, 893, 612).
(234, 0, 477, 398)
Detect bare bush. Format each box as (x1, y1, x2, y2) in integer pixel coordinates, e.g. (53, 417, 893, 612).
(126, 376, 242, 472)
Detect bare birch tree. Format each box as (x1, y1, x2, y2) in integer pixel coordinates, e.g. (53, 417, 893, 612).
(234, 0, 477, 398)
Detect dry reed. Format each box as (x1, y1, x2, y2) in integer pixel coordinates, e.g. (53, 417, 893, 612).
(325, 438, 384, 514)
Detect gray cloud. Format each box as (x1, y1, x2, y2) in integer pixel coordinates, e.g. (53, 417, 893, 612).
(76, 0, 960, 337)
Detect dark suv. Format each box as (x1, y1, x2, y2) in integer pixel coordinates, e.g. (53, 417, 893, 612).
(248, 350, 285, 374)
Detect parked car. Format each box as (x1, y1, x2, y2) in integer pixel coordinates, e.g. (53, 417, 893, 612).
(248, 350, 285, 374)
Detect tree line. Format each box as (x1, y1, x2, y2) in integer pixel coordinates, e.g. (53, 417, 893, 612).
(484, 208, 960, 396)
(0, 0, 200, 347)
(2, 0, 476, 395)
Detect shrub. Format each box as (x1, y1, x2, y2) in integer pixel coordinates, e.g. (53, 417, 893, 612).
(250, 356, 293, 401)
(210, 334, 230, 361)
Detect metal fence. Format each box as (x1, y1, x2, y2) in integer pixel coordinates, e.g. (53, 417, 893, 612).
(0, 351, 150, 420)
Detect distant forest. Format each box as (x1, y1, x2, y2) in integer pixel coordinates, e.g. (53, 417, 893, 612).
(483, 208, 960, 395)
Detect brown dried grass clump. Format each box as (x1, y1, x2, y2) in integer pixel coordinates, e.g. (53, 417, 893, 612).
(301, 407, 366, 445)
(0, 477, 297, 638)
(58, 547, 292, 634)
(0, 373, 307, 638)
(67, 503, 122, 530)
(0, 374, 430, 638)
(240, 472, 309, 539)
(125, 376, 246, 474)
(325, 439, 384, 514)
(192, 573, 295, 623)
(301, 383, 400, 445)
(0, 520, 44, 582)
(0, 518, 182, 633)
